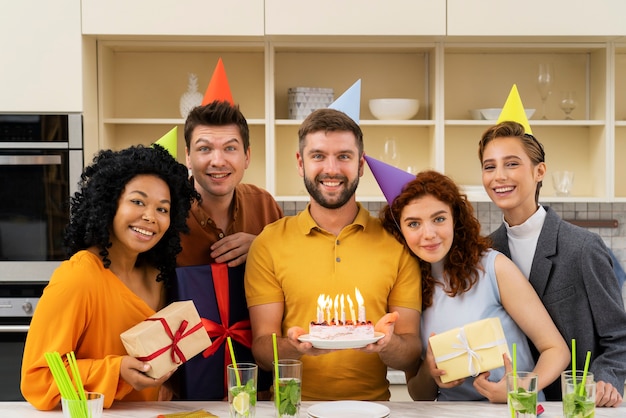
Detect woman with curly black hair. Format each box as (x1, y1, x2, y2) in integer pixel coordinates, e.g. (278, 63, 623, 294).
(380, 170, 568, 403)
(21, 144, 198, 410)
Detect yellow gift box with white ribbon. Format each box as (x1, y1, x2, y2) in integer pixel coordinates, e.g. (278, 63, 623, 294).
(428, 317, 510, 383)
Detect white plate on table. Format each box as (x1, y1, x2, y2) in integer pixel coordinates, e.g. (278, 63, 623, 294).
(307, 400, 390, 418)
(298, 332, 384, 349)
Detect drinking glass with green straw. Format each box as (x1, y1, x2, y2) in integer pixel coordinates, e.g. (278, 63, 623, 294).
(45, 351, 88, 418)
(272, 333, 280, 413)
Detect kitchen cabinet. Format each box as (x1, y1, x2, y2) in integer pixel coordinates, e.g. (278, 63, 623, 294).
(447, 0, 626, 36)
(91, 36, 626, 202)
(0, 0, 82, 112)
(264, 0, 446, 36)
(81, 0, 264, 36)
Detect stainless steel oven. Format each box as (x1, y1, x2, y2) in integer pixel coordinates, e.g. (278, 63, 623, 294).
(0, 113, 83, 281)
(0, 282, 45, 400)
(0, 114, 83, 401)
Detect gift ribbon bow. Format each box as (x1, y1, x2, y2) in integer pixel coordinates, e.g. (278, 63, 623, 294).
(434, 326, 506, 377)
(199, 263, 253, 393)
(137, 318, 203, 364)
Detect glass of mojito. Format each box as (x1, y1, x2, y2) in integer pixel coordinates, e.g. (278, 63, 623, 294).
(562, 371, 595, 418)
(272, 359, 302, 418)
(507, 371, 538, 418)
(227, 363, 258, 418)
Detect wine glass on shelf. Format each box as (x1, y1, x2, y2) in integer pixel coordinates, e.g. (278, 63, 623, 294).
(381, 137, 399, 167)
(560, 91, 577, 120)
(537, 63, 554, 120)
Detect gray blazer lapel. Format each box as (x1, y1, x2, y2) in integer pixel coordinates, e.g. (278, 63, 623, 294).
(530, 206, 559, 297)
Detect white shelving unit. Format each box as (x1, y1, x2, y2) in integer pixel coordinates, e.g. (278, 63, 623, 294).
(91, 37, 626, 203)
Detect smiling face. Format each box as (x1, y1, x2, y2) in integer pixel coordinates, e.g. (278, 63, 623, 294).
(297, 130, 364, 210)
(186, 124, 250, 201)
(109, 174, 171, 256)
(399, 195, 454, 264)
(481, 136, 546, 225)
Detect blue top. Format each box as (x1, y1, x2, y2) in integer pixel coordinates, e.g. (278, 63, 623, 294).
(421, 249, 544, 401)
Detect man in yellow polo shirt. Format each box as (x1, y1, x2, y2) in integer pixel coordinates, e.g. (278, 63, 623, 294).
(244, 107, 422, 401)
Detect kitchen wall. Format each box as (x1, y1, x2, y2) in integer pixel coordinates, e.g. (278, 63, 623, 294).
(278, 200, 626, 306)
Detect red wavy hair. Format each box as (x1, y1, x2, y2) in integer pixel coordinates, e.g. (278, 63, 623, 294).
(380, 170, 490, 309)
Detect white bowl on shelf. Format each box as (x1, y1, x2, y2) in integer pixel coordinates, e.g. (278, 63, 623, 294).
(369, 98, 419, 120)
(479, 108, 536, 120)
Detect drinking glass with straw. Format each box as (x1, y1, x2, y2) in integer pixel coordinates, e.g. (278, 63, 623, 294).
(45, 351, 103, 418)
(227, 336, 257, 418)
(562, 339, 595, 418)
(507, 343, 539, 418)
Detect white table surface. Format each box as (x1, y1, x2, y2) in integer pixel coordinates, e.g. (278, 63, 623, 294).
(0, 401, 623, 418)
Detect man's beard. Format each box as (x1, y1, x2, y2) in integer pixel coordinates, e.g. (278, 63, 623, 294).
(303, 172, 359, 209)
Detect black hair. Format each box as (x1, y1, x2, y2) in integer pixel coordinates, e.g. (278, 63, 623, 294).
(64, 144, 199, 285)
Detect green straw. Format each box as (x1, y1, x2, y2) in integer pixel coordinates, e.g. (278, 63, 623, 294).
(579, 351, 592, 396)
(44, 351, 86, 418)
(67, 351, 90, 418)
(510, 343, 517, 418)
(227, 337, 241, 387)
(272, 333, 280, 413)
(571, 339, 577, 378)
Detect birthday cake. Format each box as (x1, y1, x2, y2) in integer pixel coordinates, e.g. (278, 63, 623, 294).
(310, 289, 374, 340)
(309, 320, 374, 340)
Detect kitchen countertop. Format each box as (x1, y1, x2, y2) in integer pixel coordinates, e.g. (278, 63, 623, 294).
(1, 401, 623, 417)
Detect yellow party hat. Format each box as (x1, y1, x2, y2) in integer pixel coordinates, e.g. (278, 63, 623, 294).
(153, 126, 178, 158)
(497, 84, 533, 135)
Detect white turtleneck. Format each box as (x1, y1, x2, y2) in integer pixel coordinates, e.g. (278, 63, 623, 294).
(504, 205, 547, 279)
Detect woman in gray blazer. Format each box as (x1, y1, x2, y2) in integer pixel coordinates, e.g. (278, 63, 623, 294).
(478, 121, 626, 407)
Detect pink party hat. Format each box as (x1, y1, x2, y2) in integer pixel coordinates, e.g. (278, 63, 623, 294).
(329, 79, 361, 124)
(202, 57, 234, 105)
(153, 126, 178, 158)
(365, 155, 416, 205)
(497, 84, 533, 135)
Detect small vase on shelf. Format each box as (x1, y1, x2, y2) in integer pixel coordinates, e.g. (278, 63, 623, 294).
(179, 73, 203, 119)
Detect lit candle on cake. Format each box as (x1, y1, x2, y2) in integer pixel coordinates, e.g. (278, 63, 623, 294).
(333, 295, 339, 323)
(347, 295, 356, 324)
(325, 295, 332, 324)
(355, 287, 365, 323)
(340, 294, 346, 324)
(317, 294, 325, 323)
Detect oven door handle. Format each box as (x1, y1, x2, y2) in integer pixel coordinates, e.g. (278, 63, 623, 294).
(0, 325, 29, 332)
(0, 155, 62, 165)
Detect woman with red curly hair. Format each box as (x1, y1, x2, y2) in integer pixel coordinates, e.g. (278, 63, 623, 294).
(380, 170, 568, 403)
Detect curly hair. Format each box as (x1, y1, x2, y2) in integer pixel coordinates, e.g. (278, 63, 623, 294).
(64, 144, 198, 285)
(380, 170, 490, 309)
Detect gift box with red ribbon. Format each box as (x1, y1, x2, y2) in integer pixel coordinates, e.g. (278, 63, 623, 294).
(429, 317, 510, 383)
(120, 300, 212, 379)
(173, 263, 271, 400)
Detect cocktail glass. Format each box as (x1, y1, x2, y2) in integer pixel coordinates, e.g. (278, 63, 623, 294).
(227, 363, 258, 418)
(273, 359, 302, 418)
(507, 371, 538, 418)
(562, 371, 595, 418)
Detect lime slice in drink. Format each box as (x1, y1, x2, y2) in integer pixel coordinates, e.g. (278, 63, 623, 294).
(233, 392, 250, 416)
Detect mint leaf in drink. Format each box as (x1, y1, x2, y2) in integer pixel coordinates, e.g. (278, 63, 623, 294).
(277, 378, 301, 417)
(508, 387, 537, 414)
